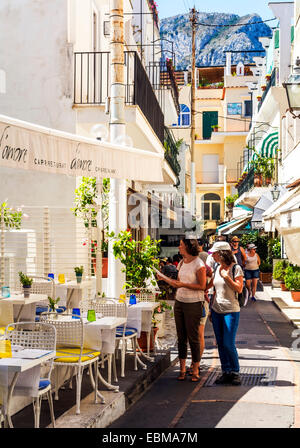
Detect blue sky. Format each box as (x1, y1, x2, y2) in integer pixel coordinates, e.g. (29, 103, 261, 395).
(157, 0, 291, 20)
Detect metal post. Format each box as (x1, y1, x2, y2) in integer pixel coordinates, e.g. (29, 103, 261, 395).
(108, 0, 127, 298)
(190, 7, 197, 217)
(0, 217, 5, 287)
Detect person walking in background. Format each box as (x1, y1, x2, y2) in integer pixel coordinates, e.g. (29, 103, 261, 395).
(208, 241, 244, 386)
(230, 236, 246, 269)
(157, 238, 206, 382)
(244, 243, 261, 302)
(198, 238, 209, 264)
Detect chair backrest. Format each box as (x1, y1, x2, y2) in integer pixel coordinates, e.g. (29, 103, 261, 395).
(41, 313, 83, 350)
(90, 299, 117, 317)
(17, 275, 55, 300)
(5, 321, 56, 380)
(126, 288, 158, 302)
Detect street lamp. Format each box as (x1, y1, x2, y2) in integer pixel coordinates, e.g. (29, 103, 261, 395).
(271, 184, 280, 202)
(283, 57, 300, 117)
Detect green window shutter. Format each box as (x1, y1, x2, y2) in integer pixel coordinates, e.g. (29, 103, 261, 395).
(291, 25, 294, 43)
(202, 111, 218, 140)
(274, 29, 279, 49)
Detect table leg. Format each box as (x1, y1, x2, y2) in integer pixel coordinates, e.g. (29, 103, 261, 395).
(4, 372, 19, 428)
(136, 339, 154, 363)
(15, 305, 24, 323)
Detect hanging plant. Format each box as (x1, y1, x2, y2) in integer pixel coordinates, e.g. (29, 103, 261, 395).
(0, 201, 23, 229)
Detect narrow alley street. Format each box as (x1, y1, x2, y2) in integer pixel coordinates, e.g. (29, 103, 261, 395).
(110, 291, 300, 428)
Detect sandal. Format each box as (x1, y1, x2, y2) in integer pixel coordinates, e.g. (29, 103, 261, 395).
(177, 371, 186, 381)
(191, 374, 200, 382)
(188, 365, 201, 375)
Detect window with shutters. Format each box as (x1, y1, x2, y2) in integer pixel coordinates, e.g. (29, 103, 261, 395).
(201, 194, 221, 221)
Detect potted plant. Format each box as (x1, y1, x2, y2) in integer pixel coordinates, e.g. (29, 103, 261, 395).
(211, 125, 220, 132)
(257, 95, 262, 101)
(261, 85, 266, 91)
(109, 230, 161, 290)
(259, 261, 273, 283)
(273, 260, 290, 290)
(74, 266, 84, 283)
(18, 271, 33, 298)
(265, 74, 271, 82)
(261, 158, 275, 185)
(48, 296, 61, 313)
(284, 265, 300, 301)
(226, 194, 238, 209)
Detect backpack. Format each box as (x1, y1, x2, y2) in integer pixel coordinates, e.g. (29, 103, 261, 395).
(232, 264, 249, 307)
(213, 263, 249, 308)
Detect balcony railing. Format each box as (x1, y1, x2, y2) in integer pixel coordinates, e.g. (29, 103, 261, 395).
(258, 68, 277, 112)
(146, 60, 180, 114)
(74, 51, 164, 144)
(164, 127, 181, 180)
(196, 169, 239, 184)
(237, 167, 255, 196)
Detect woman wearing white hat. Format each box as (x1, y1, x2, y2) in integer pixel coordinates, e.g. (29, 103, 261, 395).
(208, 241, 244, 385)
(244, 244, 261, 302)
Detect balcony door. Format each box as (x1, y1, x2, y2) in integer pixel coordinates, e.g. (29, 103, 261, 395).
(202, 154, 219, 183)
(202, 111, 218, 140)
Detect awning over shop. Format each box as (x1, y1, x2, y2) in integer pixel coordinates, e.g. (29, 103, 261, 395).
(260, 131, 278, 157)
(251, 192, 273, 230)
(0, 114, 164, 182)
(217, 212, 252, 235)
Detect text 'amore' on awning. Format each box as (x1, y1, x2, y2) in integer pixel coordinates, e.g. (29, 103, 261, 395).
(0, 114, 164, 183)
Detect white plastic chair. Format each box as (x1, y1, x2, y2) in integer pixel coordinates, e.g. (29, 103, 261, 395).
(90, 299, 144, 381)
(4, 321, 56, 428)
(42, 312, 102, 415)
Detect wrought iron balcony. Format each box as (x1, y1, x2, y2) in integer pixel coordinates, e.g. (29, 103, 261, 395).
(237, 167, 255, 196)
(258, 68, 277, 112)
(164, 127, 181, 180)
(74, 51, 164, 144)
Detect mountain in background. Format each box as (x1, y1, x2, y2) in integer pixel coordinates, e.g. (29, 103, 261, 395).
(160, 12, 273, 69)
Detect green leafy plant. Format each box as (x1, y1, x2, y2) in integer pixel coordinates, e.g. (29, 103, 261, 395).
(74, 266, 84, 275)
(0, 202, 23, 229)
(225, 194, 238, 206)
(109, 230, 161, 289)
(273, 259, 290, 282)
(48, 296, 60, 312)
(268, 238, 281, 259)
(249, 150, 275, 180)
(259, 260, 273, 273)
(284, 265, 300, 291)
(18, 271, 33, 287)
(211, 125, 220, 130)
(152, 300, 173, 327)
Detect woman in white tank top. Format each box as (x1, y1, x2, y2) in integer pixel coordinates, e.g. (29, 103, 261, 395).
(244, 244, 261, 301)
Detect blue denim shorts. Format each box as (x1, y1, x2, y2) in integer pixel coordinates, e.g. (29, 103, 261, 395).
(244, 269, 260, 280)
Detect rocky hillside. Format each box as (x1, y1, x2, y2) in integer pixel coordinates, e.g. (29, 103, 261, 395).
(160, 12, 272, 69)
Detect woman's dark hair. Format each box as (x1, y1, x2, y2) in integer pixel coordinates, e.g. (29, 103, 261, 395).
(218, 250, 235, 266)
(181, 238, 200, 256)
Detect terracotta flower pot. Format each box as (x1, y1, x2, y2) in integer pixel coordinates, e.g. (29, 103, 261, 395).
(137, 327, 158, 352)
(291, 291, 300, 302)
(254, 174, 263, 187)
(265, 177, 272, 185)
(259, 272, 273, 283)
(280, 282, 289, 291)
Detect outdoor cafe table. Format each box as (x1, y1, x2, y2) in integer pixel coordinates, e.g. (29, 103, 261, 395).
(0, 294, 48, 324)
(127, 301, 159, 360)
(54, 279, 95, 311)
(47, 314, 127, 392)
(0, 349, 55, 428)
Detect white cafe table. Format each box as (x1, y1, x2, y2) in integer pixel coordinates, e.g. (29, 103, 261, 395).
(0, 350, 55, 428)
(0, 294, 48, 323)
(127, 302, 159, 360)
(54, 278, 95, 311)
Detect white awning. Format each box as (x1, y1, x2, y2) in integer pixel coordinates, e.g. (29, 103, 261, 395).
(262, 186, 300, 232)
(217, 212, 252, 235)
(0, 114, 164, 182)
